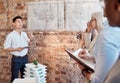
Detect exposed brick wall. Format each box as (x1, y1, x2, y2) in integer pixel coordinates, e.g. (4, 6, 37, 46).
(0, 0, 88, 83)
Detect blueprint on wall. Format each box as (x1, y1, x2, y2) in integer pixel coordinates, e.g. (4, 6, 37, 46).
(27, 1, 102, 31)
(27, 1, 64, 31)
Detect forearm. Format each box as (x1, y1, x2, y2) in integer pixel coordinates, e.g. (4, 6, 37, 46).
(5, 47, 23, 52)
(5, 48, 17, 52)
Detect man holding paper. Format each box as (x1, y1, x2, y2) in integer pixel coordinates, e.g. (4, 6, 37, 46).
(4, 16, 34, 82)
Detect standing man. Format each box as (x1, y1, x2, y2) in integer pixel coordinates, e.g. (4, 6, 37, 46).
(4, 16, 33, 82)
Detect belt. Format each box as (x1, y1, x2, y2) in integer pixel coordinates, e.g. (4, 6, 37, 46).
(12, 55, 27, 58)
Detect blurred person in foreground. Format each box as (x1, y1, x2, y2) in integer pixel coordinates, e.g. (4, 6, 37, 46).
(78, 0, 120, 83)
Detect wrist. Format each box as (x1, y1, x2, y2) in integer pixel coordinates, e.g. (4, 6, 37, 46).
(13, 48, 17, 51)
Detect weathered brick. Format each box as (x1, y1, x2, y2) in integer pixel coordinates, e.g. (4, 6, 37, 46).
(0, 0, 88, 83)
(0, 1, 6, 14)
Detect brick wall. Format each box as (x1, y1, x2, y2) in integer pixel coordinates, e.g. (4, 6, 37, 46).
(0, 0, 88, 83)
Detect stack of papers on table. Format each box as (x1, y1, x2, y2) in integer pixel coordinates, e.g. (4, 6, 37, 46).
(24, 63, 47, 83)
(13, 78, 36, 83)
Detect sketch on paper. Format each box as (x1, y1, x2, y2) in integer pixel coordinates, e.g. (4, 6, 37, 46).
(27, 1, 64, 30)
(27, 1, 102, 31)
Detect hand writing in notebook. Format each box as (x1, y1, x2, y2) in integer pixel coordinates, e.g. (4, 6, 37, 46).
(78, 49, 89, 59)
(78, 49, 95, 80)
(78, 49, 95, 63)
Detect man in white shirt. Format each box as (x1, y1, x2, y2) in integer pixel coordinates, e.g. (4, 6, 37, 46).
(4, 16, 32, 82)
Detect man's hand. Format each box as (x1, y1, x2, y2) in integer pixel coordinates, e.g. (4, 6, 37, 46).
(28, 32, 35, 40)
(82, 69, 93, 80)
(78, 63, 93, 80)
(15, 47, 24, 52)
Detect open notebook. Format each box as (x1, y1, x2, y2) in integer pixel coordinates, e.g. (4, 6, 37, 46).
(66, 48, 95, 72)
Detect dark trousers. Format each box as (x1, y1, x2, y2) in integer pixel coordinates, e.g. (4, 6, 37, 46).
(11, 55, 28, 82)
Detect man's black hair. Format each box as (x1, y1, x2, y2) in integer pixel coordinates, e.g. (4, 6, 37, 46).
(12, 16, 22, 23)
(118, 0, 120, 3)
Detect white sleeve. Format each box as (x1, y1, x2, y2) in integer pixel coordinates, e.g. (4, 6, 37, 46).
(4, 35, 12, 49)
(24, 32, 30, 42)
